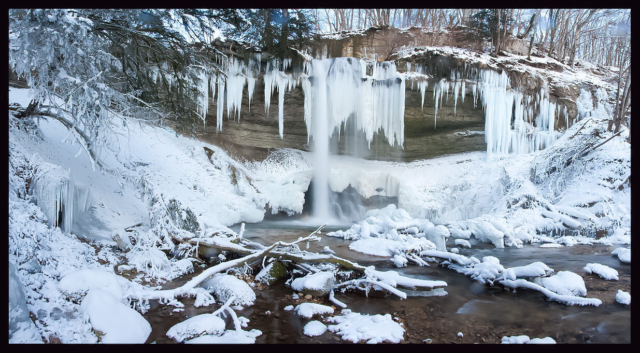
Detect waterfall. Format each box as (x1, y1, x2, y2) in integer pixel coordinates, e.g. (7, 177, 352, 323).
(301, 58, 405, 221)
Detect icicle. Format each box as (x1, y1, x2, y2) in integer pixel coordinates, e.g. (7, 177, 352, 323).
(216, 75, 225, 132)
(453, 80, 460, 115)
(419, 80, 428, 110)
(247, 77, 255, 112)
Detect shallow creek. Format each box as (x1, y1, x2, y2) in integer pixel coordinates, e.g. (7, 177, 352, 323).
(143, 221, 630, 344)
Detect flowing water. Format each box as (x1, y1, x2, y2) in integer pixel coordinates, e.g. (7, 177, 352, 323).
(143, 221, 630, 344)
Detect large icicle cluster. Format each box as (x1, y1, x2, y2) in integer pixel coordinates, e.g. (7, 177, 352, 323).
(264, 59, 299, 139)
(301, 58, 406, 148)
(429, 67, 569, 156)
(31, 165, 91, 234)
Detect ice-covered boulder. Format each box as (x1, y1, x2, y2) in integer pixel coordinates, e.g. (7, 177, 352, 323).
(422, 225, 449, 251)
(469, 221, 504, 248)
(201, 274, 256, 306)
(535, 271, 587, 297)
(81, 289, 151, 343)
(9, 262, 42, 343)
(291, 271, 335, 297)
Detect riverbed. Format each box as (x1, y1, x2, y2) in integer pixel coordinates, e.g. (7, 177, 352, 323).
(143, 221, 631, 344)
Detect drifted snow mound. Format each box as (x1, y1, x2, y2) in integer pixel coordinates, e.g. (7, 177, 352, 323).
(502, 335, 556, 344)
(9, 262, 42, 343)
(58, 269, 135, 302)
(81, 289, 151, 343)
(294, 303, 334, 319)
(612, 247, 631, 264)
(291, 271, 335, 297)
(584, 263, 619, 280)
(303, 320, 328, 337)
(201, 274, 256, 306)
(327, 310, 404, 344)
(534, 271, 587, 297)
(615, 290, 631, 305)
(166, 313, 226, 343)
(185, 329, 262, 344)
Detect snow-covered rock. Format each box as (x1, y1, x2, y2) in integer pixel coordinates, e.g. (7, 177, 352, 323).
(469, 221, 504, 248)
(615, 290, 630, 305)
(535, 271, 587, 297)
(254, 261, 287, 285)
(58, 269, 131, 302)
(501, 335, 556, 344)
(201, 274, 256, 306)
(80, 289, 151, 343)
(612, 247, 631, 263)
(583, 263, 618, 280)
(166, 313, 226, 342)
(303, 321, 328, 337)
(291, 271, 335, 297)
(327, 311, 405, 343)
(294, 303, 334, 319)
(528, 337, 556, 344)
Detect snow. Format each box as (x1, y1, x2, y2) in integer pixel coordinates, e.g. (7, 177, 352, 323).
(185, 329, 262, 344)
(201, 274, 256, 306)
(500, 279, 600, 306)
(615, 290, 631, 305)
(455, 239, 471, 248)
(349, 238, 402, 257)
(81, 289, 151, 343)
(303, 320, 328, 337)
(327, 311, 405, 344)
(502, 335, 556, 344)
(283, 305, 294, 311)
(166, 313, 226, 342)
(612, 248, 631, 263)
(536, 271, 587, 297)
(294, 303, 335, 319)
(9, 262, 42, 343)
(457, 332, 463, 337)
(583, 263, 619, 280)
(291, 271, 335, 295)
(58, 269, 133, 302)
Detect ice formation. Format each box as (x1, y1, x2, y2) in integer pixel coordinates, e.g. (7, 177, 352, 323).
(301, 58, 406, 220)
(31, 166, 90, 233)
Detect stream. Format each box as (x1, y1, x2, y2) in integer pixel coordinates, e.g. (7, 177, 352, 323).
(143, 221, 631, 344)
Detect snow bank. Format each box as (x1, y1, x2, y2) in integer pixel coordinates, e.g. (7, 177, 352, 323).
(9, 262, 42, 343)
(166, 313, 226, 342)
(81, 289, 151, 343)
(201, 274, 256, 306)
(584, 263, 618, 280)
(615, 290, 631, 305)
(327, 310, 404, 343)
(294, 303, 335, 319)
(303, 320, 328, 337)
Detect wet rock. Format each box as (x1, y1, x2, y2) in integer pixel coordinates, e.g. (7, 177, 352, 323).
(49, 307, 63, 321)
(255, 261, 288, 285)
(48, 335, 62, 344)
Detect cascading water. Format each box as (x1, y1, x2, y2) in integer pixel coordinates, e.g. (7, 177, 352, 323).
(301, 58, 405, 222)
